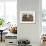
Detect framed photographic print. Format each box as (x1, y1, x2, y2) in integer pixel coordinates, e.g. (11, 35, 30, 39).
(20, 11, 35, 23)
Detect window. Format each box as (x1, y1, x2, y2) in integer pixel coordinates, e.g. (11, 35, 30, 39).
(5, 1, 17, 25)
(42, 0, 46, 33)
(0, 0, 17, 26)
(42, 0, 46, 25)
(0, 1, 4, 17)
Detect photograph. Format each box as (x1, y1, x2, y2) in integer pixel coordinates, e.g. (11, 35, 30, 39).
(20, 11, 35, 23)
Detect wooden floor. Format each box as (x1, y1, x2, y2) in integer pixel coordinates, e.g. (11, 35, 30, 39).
(0, 41, 45, 46)
(0, 41, 5, 46)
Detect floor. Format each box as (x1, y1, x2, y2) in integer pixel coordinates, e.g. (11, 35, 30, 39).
(0, 41, 45, 46)
(0, 41, 5, 46)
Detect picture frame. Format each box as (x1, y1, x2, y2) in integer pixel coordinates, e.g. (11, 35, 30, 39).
(20, 11, 35, 23)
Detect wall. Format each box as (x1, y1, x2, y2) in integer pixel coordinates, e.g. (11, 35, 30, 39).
(17, 0, 42, 46)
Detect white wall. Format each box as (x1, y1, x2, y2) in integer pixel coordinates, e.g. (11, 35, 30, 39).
(17, 0, 42, 46)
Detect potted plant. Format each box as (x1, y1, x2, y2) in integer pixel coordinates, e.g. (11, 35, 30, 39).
(0, 18, 5, 27)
